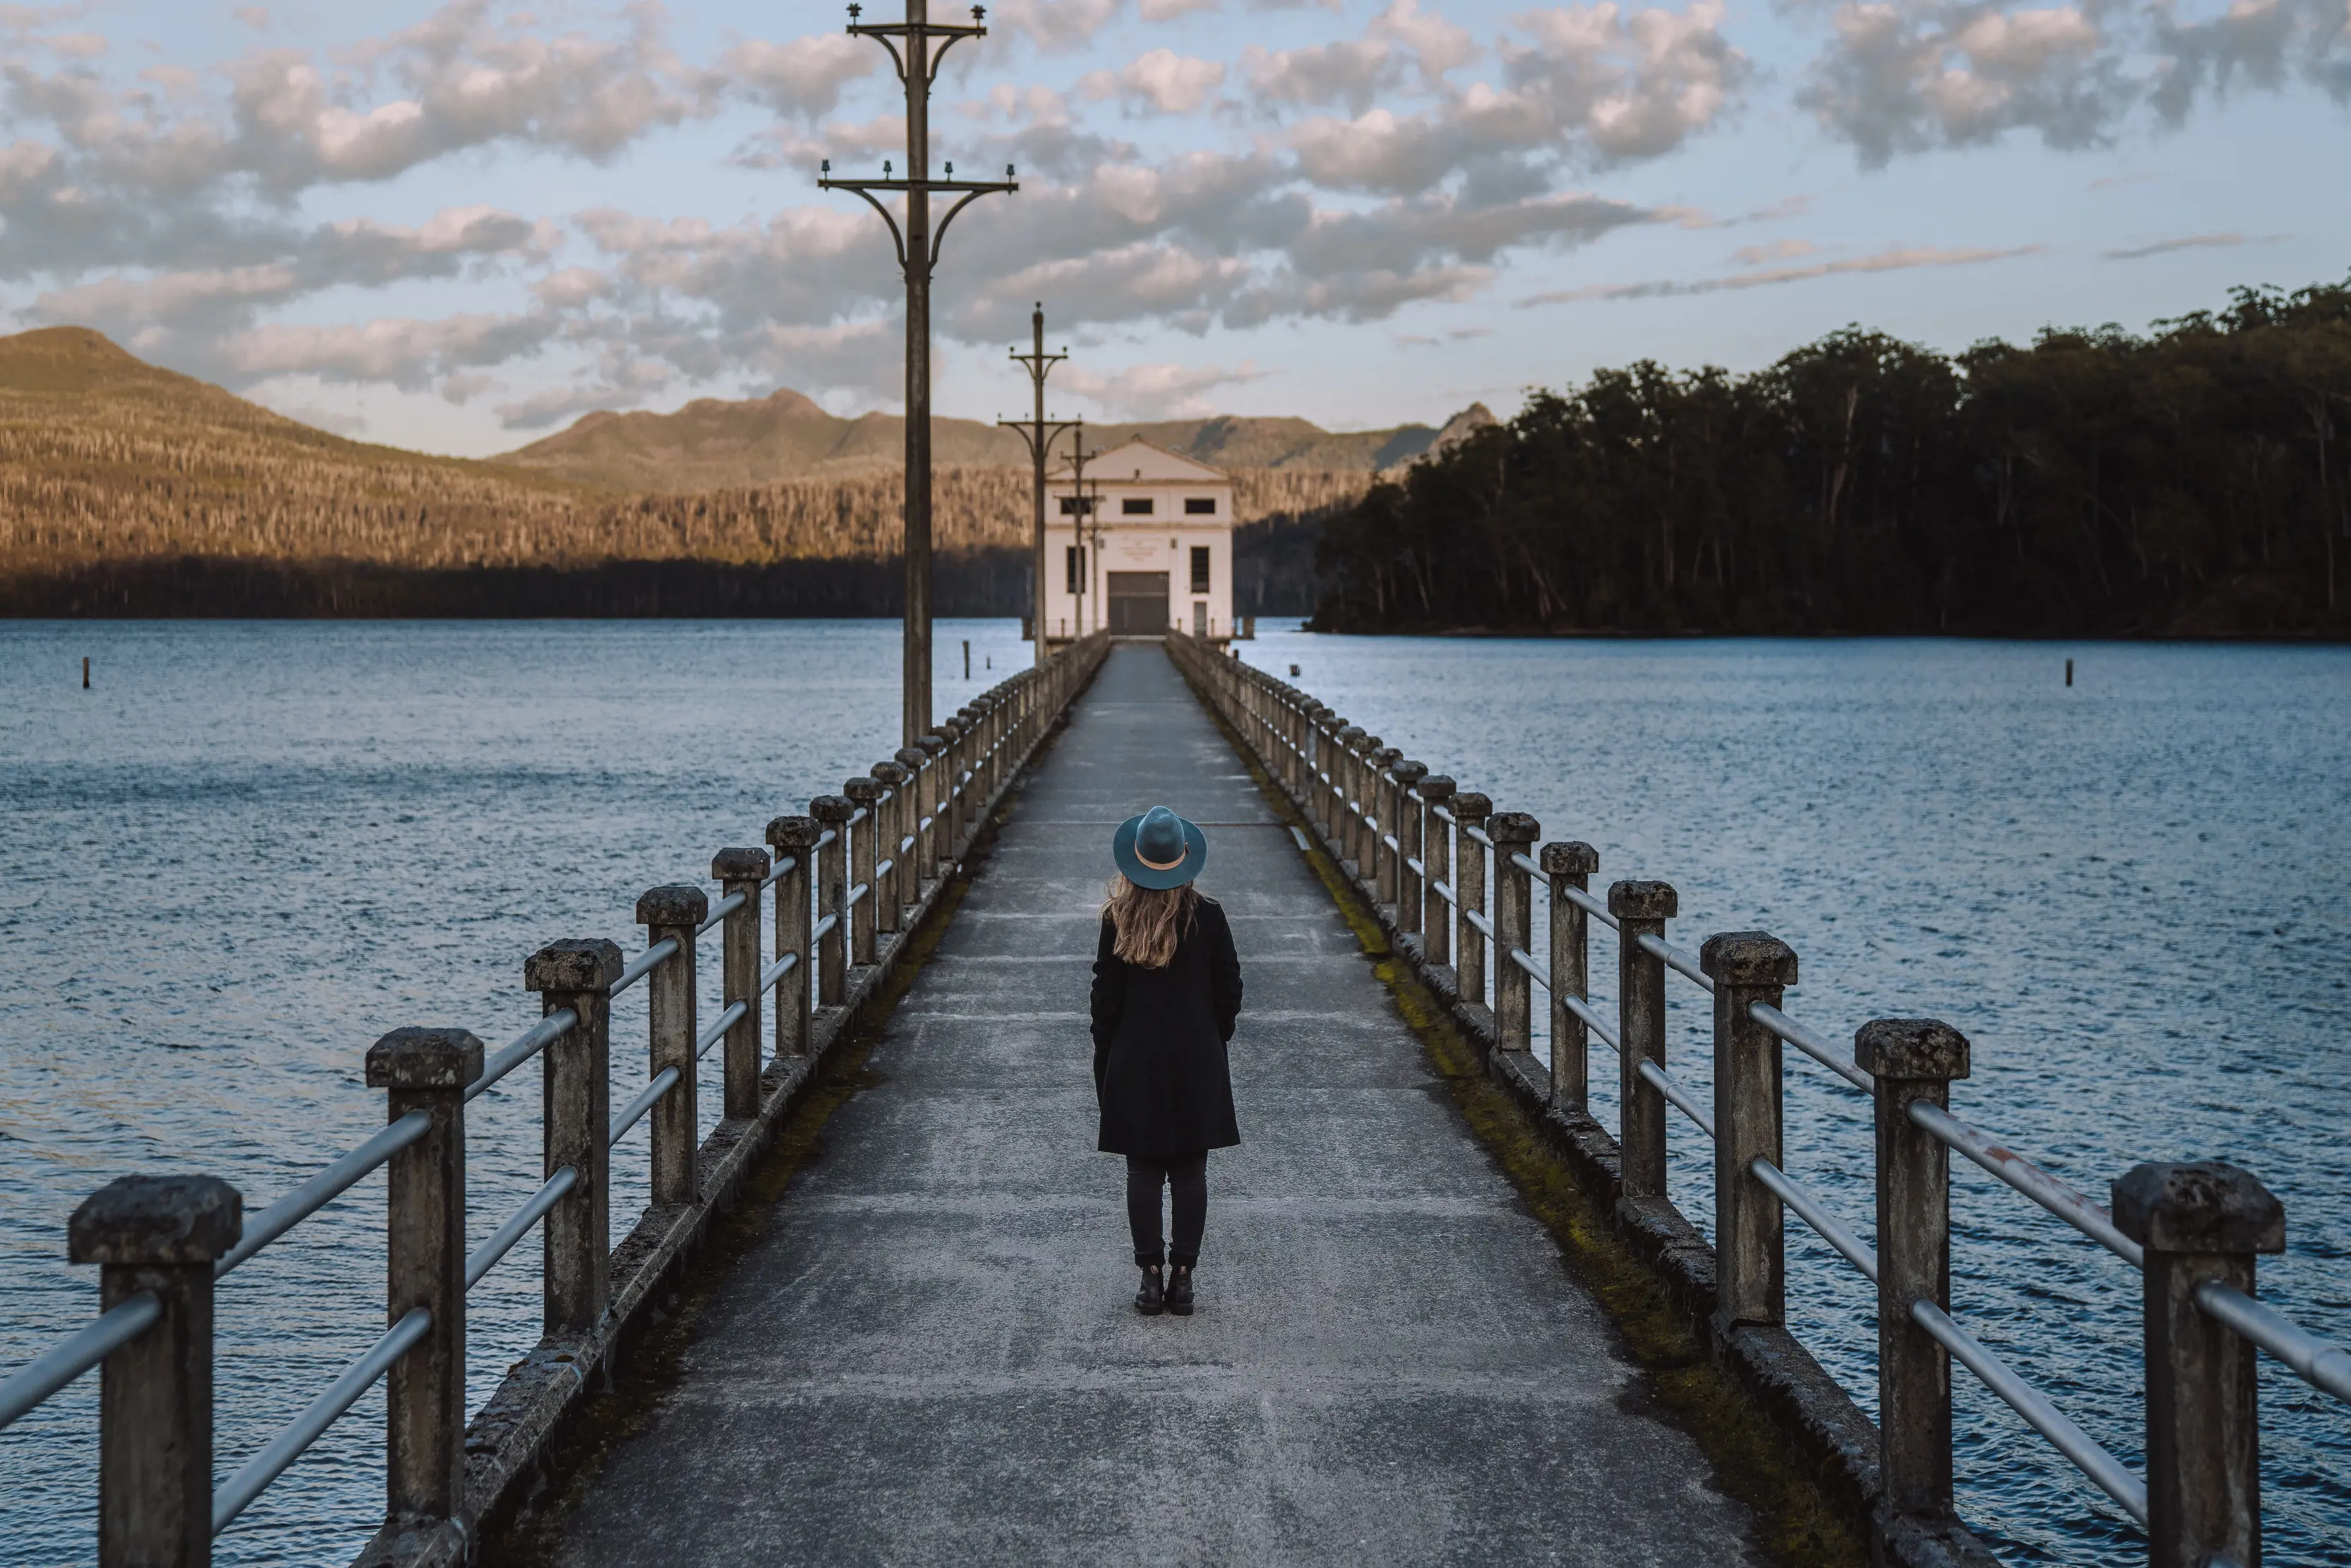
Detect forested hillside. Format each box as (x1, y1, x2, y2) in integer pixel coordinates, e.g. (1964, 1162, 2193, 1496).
(1310, 275, 2351, 638)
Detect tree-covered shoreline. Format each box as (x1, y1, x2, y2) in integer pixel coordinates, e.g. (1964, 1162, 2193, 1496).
(1308, 275, 2351, 640)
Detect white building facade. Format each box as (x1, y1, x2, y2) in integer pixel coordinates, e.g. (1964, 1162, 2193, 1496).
(1040, 438, 1238, 645)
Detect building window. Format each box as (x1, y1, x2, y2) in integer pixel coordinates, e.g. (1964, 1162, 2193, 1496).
(1065, 546, 1085, 593)
(1184, 496, 1215, 515)
(1190, 546, 1210, 593)
(1058, 496, 1093, 515)
(1193, 601, 1208, 637)
(1121, 497, 1154, 515)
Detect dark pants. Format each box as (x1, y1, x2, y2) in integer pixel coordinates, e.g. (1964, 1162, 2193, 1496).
(1125, 1152, 1208, 1268)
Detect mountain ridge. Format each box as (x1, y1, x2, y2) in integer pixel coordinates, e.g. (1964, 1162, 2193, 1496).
(496, 390, 1444, 492)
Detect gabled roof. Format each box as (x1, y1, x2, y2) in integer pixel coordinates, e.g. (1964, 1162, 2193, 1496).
(1049, 436, 1228, 484)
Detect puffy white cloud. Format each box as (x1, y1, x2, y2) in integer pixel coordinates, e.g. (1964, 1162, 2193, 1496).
(221, 309, 560, 390)
(722, 33, 877, 120)
(1800, 0, 2351, 162)
(1064, 358, 1267, 416)
(993, 0, 1125, 53)
(1078, 47, 1227, 113)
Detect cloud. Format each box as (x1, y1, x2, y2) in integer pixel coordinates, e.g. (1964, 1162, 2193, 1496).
(993, 0, 1124, 52)
(1078, 47, 1228, 114)
(1521, 241, 2046, 301)
(1140, 0, 1224, 17)
(2100, 230, 2280, 259)
(220, 310, 560, 391)
(1064, 359, 1267, 417)
(1800, 0, 2351, 164)
(722, 33, 876, 121)
(1731, 236, 1819, 264)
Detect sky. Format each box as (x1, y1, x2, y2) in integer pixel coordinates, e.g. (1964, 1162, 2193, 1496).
(0, 0, 2345, 456)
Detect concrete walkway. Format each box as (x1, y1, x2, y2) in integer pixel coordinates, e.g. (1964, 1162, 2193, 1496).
(541, 645, 1757, 1567)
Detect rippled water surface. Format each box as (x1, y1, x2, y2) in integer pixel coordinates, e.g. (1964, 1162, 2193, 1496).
(1243, 625, 2350, 1564)
(0, 619, 1032, 1566)
(2, 621, 2345, 1564)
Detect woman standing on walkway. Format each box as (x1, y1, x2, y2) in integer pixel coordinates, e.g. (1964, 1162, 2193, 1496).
(1091, 805, 1244, 1317)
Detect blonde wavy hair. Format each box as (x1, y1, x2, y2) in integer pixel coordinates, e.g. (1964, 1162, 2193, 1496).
(1101, 875, 1200, 969)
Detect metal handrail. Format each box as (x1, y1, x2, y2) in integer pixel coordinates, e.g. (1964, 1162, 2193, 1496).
(614, 939, 681, 998)
(466, 1166, 575, 1289)
(0, 1293, 161, 1432)
(815, 828, 839, 851)
(812, 912, 839, 942)
(1463, 823, 1492, 848)
(1752, 1157, 1877, 1282)
(847, 807, 869, 827)
(1557, 882, 1617, 930)
(1911, 1299, 2149, 1526)
(2194, 1280, 2351, 1404)
(845, 882, 870, 910)
(610, 1066, 682, 1145)
(1430, 878, 1457, 907)
(696, 1000, 748, 1060)
(1638, 1058, 1713, 1137)
(758, 950, 800, 995)
(1748, 1003, 1872, 1092)
(1908, 1101, 2141, 1267)
(1382, 833, 1399, 853)
(1509, 851, 1543, 880)
(1405, 855, 1425, 877)
(900, 834, 916, 854)
(212, 1307, 433, 1535)
(695, 890, 748, 938)
(214, 1111, 432, 1279)
(760, 854, 798, 890)
(1462, 907, 1494, 940)
(1636, 932, 1713, 993)
(1560, 993, 1619, 1051)
(466, 1009, 578, 1104)
(1507, 945, 1546, 986)
(876, 856, 895, 880)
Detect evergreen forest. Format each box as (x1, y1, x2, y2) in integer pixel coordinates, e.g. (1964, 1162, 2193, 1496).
(1309, 275, 2351, 638)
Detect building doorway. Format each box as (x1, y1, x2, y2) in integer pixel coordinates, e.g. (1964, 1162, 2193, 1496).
(1107, 571, 1170, 633)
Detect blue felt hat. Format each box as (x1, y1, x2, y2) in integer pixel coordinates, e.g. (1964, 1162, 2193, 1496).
(1112, 805, 1207, 890)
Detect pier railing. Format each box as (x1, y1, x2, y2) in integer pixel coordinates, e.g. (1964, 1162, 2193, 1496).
(0, 631, 1108, 1567)
(1167, 629, 2345, 1568)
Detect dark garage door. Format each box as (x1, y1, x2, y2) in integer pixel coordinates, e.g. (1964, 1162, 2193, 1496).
(1107, 572, 1169, 634)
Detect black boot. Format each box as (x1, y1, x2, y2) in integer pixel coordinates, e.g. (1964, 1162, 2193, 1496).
(1165, 1264, 1195, 1317)
(1135, 1264, 1165, 1316)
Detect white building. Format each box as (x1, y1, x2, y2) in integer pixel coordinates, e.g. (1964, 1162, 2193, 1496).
(1041, 438, 1238, 645)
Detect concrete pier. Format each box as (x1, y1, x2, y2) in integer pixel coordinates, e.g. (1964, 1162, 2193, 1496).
(532, 645, 1755, 1565)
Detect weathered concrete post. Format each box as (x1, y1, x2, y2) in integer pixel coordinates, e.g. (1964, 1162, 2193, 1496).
(1314, 710, 1340, 841)
(2113, 1161, 2285, 1568)
(1335, 726, 1366, 867)
(712, 849, 768, 1121)
(1393, 761, 1428, 935)
(1609, 882, 1677, 1201)
(921, 731, 951, 874)
(844, 777, 883, 967)
(1855, 1017, 1970, 1521)
(1704, 935, 1797, 1331)
(1356, 736, 1384, 878)
(894, 747, 930, 892)
(766, 816, 818, 1059)
(1373, 746, 1404, 907)
(1419, 776, 1455, 967)
(942, 715, 969, 854)
(1490, 813, 1541, 1053)
(527, 938, 620, 1334)
(810, 796, 853, 1006)
(872, 761, 910, 933)
(71, 1173, 241, 1568)
(635, 887, 704, 1207)
(1452, 791, 1493, 1007)
(366, 1027, 480, 1530)
(1542, 842, 1598, 1109)
(921, 738, 950, 884)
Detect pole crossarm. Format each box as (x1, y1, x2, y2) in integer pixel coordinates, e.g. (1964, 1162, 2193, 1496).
(816, 176, 1018, 275)
(847, 4, 988, 85)
(995, 417, 1082, 458)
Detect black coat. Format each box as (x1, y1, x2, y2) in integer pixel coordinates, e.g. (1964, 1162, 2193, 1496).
(1091, 897, 1243, 1157)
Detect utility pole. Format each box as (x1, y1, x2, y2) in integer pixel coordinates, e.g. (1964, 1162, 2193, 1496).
(1067, 425, 1099, 637)
(820, 1, 1017, 745)
(997, 303, 1076, 666)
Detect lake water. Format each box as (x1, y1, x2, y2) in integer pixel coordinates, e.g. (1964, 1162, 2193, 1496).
(1, 620, 2345, 1565)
